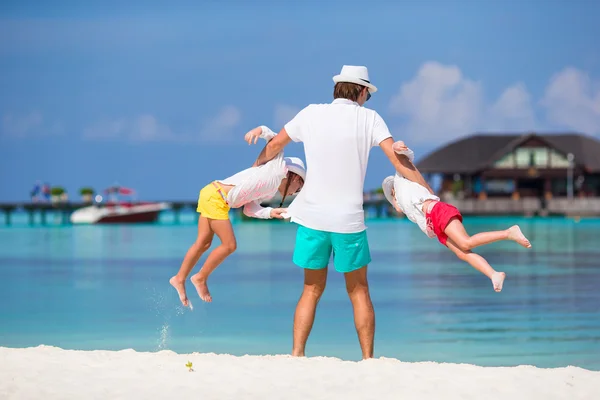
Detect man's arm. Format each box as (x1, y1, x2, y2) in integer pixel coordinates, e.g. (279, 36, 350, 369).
(379, 137, 434, 194)
(252, 128, 292, 167)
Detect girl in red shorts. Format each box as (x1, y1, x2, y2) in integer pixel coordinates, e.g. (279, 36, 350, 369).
(382, 141, 532, 292)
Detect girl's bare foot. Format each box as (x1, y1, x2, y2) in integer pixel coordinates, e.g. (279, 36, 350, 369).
(491, 272, 506, 292)
(507, 225, 531, 248)
(169, 276, 189, 307)
(191, 274, 212, 302)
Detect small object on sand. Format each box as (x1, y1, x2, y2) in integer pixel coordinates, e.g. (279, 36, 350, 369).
(186, 361, 193, 372)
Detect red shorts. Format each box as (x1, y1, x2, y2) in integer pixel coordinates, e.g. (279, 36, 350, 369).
(426, 202, 463, 246)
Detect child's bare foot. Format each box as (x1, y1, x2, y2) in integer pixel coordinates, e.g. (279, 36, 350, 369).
(491, 272, 506, 292)
(507, 225, 531, 248)
(191, 274, 212, 303)
(169, 276, 189, 307)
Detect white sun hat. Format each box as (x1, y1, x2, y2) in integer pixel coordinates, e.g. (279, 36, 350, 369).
(382, 175, 395, 206)
(284, 157, 306, 181)
(332, 65, 378, 94)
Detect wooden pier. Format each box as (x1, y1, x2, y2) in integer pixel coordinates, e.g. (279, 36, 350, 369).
(2, 196, 597, 226)
(0, 202, 88, 226)
(0, 199, 399, 226)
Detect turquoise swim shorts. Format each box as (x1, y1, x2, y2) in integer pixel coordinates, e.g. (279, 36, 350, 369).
(292, 224, 371, 273)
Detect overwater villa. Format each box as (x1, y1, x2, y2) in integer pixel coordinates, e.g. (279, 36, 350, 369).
(416, 132, 600, 216)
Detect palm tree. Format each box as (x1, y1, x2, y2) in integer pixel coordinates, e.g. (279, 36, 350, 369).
(50, 186, 67, 203)
(79, 187, 95, 203)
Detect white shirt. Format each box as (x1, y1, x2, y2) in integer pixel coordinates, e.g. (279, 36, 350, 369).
(381, 148, 440, 238)
(284, 99, 393, 233)
(217, 126, 285, 219)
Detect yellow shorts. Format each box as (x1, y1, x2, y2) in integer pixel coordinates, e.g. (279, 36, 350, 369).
(196, 181, 230, 220)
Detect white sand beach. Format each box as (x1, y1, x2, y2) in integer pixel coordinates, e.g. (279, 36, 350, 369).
(1, 345, 598, 400)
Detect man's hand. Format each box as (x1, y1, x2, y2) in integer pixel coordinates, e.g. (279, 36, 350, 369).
(244, 127, 263, 145)
(270, 208, 287, 219)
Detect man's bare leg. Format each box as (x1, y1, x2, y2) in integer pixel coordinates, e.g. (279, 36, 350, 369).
(445, 218, 531, 252)
(190, 218, 237, 303)
(446, 238, 506, 292)
(170, 216, 214, 307)
(344, 266, 375, 359)
(292, 268, 328, 357)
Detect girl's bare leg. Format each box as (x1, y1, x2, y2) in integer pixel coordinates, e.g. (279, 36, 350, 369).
(170, 216, 214, 307)
(444, 218, 531, 252)
(446, 238, 506, 292)
(191, 218, 237, 303)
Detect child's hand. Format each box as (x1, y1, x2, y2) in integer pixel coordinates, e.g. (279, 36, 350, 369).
(392, 140, 415, 162)
(244, 127, 263, 145)
(270, 208, 287, 219)
(392, 141, 408, 153)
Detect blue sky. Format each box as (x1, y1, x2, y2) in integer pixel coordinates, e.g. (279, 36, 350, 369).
(1, 0, 599, 202)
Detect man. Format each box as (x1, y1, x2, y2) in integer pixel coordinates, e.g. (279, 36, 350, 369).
(253, 65, 432, 359)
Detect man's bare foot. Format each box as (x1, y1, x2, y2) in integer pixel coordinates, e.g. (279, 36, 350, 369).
(491, 272, 506, 292)
(169, 276, 189, 307)
(507, 225, 532, 248)
(191, 274, 212, 303)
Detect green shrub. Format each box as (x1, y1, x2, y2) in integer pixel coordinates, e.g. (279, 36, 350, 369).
(50, 186, 65, 196)
(79, 187, 95, 196)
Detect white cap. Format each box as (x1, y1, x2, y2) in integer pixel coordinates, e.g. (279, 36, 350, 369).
(382, 175, 396, 206)
(284, 157, 306, 181)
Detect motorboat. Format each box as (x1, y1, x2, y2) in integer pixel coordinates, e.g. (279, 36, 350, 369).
(70, 185, 170, 224)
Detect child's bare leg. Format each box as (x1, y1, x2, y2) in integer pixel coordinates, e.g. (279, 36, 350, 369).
(170, 216, 214, 307)
(444, 218, 530, 251)
(446, 238, 506, 292)
(191, 219, 237, 303)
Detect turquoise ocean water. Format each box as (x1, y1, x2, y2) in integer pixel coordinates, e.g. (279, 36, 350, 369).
(0, 210, 599, 370)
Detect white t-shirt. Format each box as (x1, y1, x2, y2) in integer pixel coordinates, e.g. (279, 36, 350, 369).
(381, 148, 440, 237)
(217, 126, 285, 219)
(284, 98, 392, 233)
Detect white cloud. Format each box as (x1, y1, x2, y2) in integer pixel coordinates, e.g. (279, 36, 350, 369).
(82, 118, 126, 140)
(1, 111, 63, 137)
(487, 83, 536, 131)
(199, 105, 242, 143)
(83, 114, 173, 142)
(273, 104, 300, 129)
(388, 61, 537, 143)
(131, 114, 173, 142)
(540, 67, 600, 135)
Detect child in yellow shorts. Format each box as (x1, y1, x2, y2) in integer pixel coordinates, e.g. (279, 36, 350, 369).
(170, 126, 306, 305)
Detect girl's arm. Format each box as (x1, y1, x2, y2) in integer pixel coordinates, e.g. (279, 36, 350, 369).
(242, 201, 286, 219)
(258, 126, 277, 142)
(242, 201, 273, 219)
(392, 141, 415, 162)
(244, 125, 277, 145)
